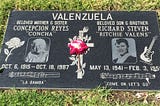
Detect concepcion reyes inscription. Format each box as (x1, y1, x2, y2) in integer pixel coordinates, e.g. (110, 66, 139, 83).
(0, 11, 159, 90)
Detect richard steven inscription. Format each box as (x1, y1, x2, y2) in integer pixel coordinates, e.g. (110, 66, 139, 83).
(0, 11, 159, 90)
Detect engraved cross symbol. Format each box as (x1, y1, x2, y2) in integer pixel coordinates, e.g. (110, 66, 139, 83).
(77, 27, 94, 79)
(69, 27, 94, 79)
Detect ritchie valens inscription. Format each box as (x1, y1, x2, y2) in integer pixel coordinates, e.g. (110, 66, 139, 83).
(0, 11, 159, 90)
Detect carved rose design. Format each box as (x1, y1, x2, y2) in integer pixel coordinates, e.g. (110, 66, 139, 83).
(4, 37, 25, 62)
(68, 39, 88, 55)
(5, 37, 24, 48)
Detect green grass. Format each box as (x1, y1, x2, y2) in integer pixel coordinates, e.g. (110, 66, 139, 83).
(0, 0, 160, 105)
(0, 88, 159, 106)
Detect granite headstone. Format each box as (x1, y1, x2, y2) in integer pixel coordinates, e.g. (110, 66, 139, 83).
(0, 11, 159, 90)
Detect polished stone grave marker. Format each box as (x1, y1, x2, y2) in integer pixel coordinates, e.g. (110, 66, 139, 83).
(0, 11, 159, 90)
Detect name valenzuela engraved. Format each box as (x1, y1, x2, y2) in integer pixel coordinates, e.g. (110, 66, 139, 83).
(52, 13, 113, 20)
